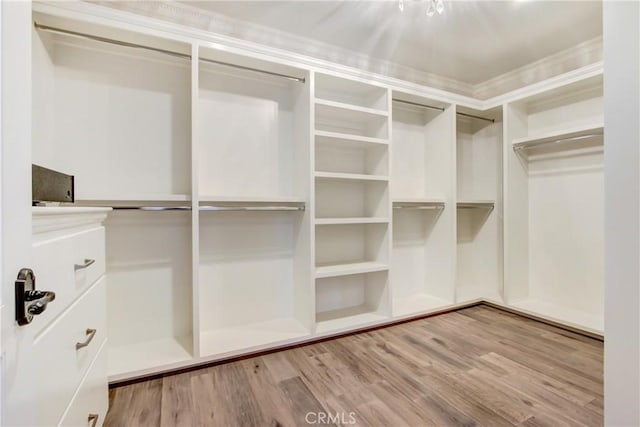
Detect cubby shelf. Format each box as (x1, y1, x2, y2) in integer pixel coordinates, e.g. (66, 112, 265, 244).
(393, 294, 452, 317)
(512, 123, 603, 152)
(315, 172, 388, 182)
(315, 217, 389, 225)
(316, 307, 388, 334)
(108, 336, 193, 380)
(316, 261, 389, 279)
(199, 318, 310, 357)
(315, 130, 389, 147)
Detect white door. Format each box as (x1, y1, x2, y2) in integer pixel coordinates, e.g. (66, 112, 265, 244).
(1, 2, 39, 425)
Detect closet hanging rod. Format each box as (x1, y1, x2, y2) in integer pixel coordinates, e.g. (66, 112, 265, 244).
(393, 205, 444, 210)
(513, 133, 603, 152)
(457, 111, 495, 124)
(34, 23, 191, 60)
(392, 98, 495, 123)
(199, 206, 305, 212)
(392, 98, 445, 112)
(198, 57, 306, 83)
(111, 206, 192, 211)
(34, 22, 306, 84)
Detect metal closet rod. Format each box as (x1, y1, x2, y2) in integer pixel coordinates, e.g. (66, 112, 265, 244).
(112, 206, 192, 211)
(34, 22, 306, 84)
(513, 133, 603, 152)
(200, 206, 305, 212)
(392, 98, 495, 123)
(111, 205, 305, 211)
(393, 205, 444, 210)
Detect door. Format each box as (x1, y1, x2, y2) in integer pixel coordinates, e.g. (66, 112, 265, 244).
(1, 1, 38, 425)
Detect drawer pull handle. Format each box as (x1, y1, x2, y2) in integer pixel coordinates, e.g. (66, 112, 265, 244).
(88, 413, 99, 427)
(76, 328, 97, 350)
(74, 259, 95, 271)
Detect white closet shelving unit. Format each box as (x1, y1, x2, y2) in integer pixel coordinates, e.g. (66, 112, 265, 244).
(390, 94, 456, 317)
(31, 15, 195, 378)
(196, 46, 313, 358)
(29, 1, 605, 382)
(313, 72, 392, 333)
(455, 107, 503, 304)
(504, 74, 604, 334)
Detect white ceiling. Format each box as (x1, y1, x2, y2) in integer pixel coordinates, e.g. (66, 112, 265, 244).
(180, 0, 602, 85)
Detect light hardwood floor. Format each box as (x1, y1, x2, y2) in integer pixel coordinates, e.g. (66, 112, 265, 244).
(105, 305, 603, 426)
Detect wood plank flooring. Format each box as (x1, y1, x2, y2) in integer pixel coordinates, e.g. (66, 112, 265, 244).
(105, 306, 603, 426)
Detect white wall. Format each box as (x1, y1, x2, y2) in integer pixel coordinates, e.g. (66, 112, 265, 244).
(1, 1, 32, 424)
(604, 2, 640, 425)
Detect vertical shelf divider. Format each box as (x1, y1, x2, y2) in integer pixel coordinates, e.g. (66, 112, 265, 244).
(384, 88, 394, 315)
(308, 71, 318, 334)
(191, 43, 201, 358)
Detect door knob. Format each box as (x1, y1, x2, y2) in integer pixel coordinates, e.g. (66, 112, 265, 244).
(15, 268, 55, 326)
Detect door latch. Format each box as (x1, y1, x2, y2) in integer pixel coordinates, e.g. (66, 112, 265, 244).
(15, 268, 55, 326)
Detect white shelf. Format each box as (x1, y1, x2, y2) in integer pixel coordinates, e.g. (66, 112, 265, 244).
(512, 123, 604, 151)
(393, 199, 446, 210)
(457, 285, 502, 304)
(508, 298, 604, 334)
(393, 293, 453, 317)
(315, 171, 388, 182)
(315, 217, 389, 225)
(199, 195, 305, 204)
(108, 336, 193, 378)
(76, 194, 191, 206)
(315, 98, 388, 119)
(315, 130, 389, 147)
(199, 318, 310, 356)
(316, 261, 389, 279)
(457, 200, 495, 210)
(393, 198, 446, 204)
(316, 306, 388, 334)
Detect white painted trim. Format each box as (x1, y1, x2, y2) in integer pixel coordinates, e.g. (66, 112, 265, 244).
(474, 37, 602, 101)
(31, 207, 111, 235)
(481, 62, 603, 109)
(79, 0, 602, 104)
(35, 1, 484, 108)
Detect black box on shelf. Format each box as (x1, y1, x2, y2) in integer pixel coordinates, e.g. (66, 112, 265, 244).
(32, 164, 74, 205)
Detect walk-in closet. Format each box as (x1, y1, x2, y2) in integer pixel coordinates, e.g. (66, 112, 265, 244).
(3, 1, 637, 426)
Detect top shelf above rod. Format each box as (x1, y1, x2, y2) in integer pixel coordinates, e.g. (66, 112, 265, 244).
(34, 23, 305, 84)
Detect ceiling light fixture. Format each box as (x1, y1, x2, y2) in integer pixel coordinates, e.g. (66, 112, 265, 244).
(399, 0, 444, 17)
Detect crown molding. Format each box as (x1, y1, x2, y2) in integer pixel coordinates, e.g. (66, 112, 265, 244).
(42, 1, 601, 107)
(481, 61, 603, 109)
(88, 0, 477, 97)
(473, 36, 603, 101)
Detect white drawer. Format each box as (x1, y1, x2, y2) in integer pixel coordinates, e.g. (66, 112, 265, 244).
(34, 277, 107, 426)
(32, 226, 105, 330)
(59, 341, 108, 427)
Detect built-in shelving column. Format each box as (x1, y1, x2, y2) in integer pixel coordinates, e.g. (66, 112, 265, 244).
(455, 106, 503, 304)
(191, 43, 201, 359)
(312, 72, 392, 334)
(504, 74, 604, 334)
(31, 19, 196, 380)
(195, 47, 313, 357)
(390, 95, 456, 317)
